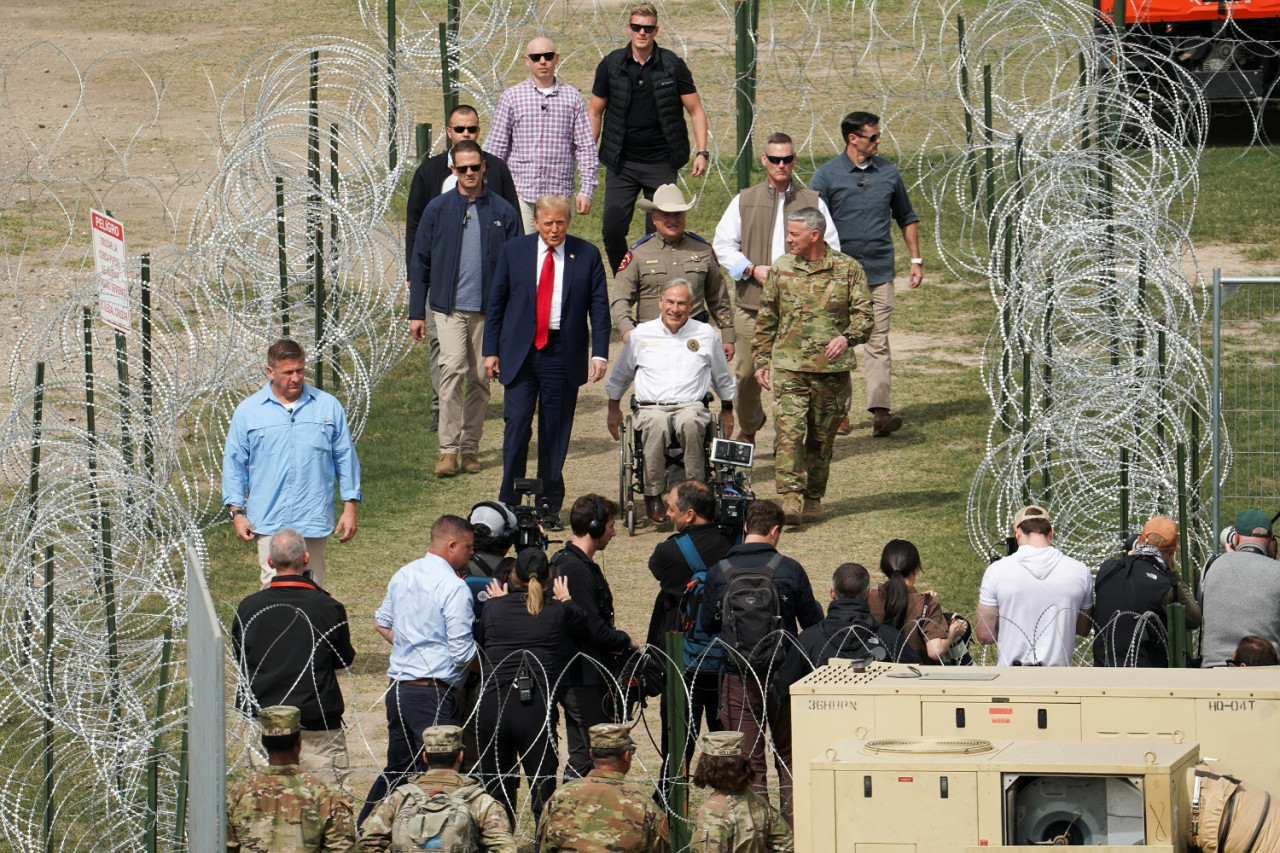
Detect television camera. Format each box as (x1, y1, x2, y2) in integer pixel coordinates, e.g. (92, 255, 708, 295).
(709, 437, 754, 542)
(511, 477, 550, 552)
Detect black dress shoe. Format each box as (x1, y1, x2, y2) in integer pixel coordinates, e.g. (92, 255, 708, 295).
(541, 513, 564, 532)
(645, 495, 668, 524)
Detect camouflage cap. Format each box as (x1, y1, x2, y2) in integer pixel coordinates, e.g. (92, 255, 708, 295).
(699, 731, 744, 757)
(588, 721, 635, 750)
(420, 725, 464, 754)
(258, 705, 301, 736)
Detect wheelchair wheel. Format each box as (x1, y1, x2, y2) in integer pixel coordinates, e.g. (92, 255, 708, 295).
(620, 414, 637, 536)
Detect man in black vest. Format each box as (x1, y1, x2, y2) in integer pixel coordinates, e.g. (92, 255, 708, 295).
(588, 2, 710, 273)
(1092, 515, 1201, 667)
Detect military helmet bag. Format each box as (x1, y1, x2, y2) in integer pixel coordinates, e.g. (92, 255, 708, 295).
(389, 783, 481, 853)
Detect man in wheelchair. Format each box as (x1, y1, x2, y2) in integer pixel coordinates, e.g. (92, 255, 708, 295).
(606, 279, 736, 523)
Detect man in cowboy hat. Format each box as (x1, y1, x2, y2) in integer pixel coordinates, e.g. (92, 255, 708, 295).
(611, 183, 734, 360)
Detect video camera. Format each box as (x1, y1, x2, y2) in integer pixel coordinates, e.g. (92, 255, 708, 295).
(511, 477, 549, 552)
(709, 438, 755, 542)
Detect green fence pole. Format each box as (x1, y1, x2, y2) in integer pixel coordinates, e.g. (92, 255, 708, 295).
(1165, 602, 1186, 667)
(330, 123, 341, 389)
(387, 0, 398, 171)
(1041, 288, 1053, 501)
(276, 177, 290, 336)
(1021, 349, 1031, 502)
(23, 362, 45, 664)
(308, 50, 320, 301)
(663, 632, 689, 852)
(1119, 447, 1129, 537)
(734, 0, 758, 191)
(416, 123, 432, 161)
(144, 624, 172, 853)
(958, 14, 977, 204)
(983, 64, 995, 250)
(174, 711, 189, 844)
(42, 543, 53, 853)
(140, 254, 154, 487)
(440, 22, 458, 120)
(115, 332, 135, 477)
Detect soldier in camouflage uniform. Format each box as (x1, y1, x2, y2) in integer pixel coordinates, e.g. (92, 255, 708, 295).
(752, 206, 873, 526)
(358, 725, 515, 852)
(226, 705, 356, 852)
(690, 732, 793, 853)
(536, 722, 669, 853)
(611, 184, 734, 359)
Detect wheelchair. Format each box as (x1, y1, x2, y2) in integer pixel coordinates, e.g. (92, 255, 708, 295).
(618, 396, 721, 535)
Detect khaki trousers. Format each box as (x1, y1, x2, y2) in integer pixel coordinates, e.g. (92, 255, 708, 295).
(256, 534, 328, 588)
(518, 199, 537, 236)
(864, 279, 895, 411)
(731, 304, 766, 436)
(433, 310, 489, 456)
(633, 402, 712, 496)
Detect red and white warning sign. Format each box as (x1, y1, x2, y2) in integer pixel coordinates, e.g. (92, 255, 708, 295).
(91, 209, 130, 334)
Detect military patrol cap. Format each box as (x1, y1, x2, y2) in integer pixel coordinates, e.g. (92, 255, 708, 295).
(258, 705, 301, 736)
(589, 721, 636, 750)
(420, 725, 465, 754)
(699, 731, 744, 757)
(1234, 509, 1274, 538)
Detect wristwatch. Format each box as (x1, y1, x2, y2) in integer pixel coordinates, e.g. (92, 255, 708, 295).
(696, 150, 710, 158)
(842, 333, 857, 347)
(230, 508, 246, 519)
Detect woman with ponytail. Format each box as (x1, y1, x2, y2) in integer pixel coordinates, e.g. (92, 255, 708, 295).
(867, 539, 969, 663)
(476, 548, 588, 824)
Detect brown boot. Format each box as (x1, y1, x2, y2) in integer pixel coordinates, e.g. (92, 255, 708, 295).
(434, 453, 458, 477)
(645, 495, 668, 524)
(781, 493, 804, 526)
(802, 497, 822, 523)
(836, 415, 853, 436)
(460, 453, 481, 474)
(872, 409, 903, 437)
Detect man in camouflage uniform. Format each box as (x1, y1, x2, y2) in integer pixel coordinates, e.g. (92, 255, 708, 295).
(690, 732, 793, 853)
(611, 184, 734, 359)
(753, 207, 872, 526)
(226, 705, 356, 852)
(358, 725, 515, 852)
(537, 723, 669, 853)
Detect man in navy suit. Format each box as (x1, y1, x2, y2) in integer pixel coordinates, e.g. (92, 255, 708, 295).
(484, 195, 610, 525)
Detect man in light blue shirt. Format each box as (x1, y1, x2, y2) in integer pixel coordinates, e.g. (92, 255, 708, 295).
(222, 338, 362, 588)
(359, 514, 478, 826)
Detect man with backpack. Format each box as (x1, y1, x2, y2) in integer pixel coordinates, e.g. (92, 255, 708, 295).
(645, 479, 732, 802)
(1093, 515, 1201, 667)
(699, 499, 822, 824)
(358, 725, 515, 853)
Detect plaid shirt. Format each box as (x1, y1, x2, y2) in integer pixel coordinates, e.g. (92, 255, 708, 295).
(486, 77, 598, 202)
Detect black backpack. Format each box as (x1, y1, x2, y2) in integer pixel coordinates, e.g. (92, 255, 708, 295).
(718, 553, 785, 673)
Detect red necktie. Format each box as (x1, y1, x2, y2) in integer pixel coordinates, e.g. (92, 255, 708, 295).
(535, 247, 554, 349)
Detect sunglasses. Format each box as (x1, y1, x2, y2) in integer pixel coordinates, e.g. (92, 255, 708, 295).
(765, 154, 796, 165)
(451, 125, 480, 134)
(453, 162, 483, 174)
(528, 51, 556, 62)
(854, 132, 882, 143)
(629, 22, 657, 33)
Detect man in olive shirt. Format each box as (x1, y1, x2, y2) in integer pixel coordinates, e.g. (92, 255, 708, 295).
(611, 184, 733, 360)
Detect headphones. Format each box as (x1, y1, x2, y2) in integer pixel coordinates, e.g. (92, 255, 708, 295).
(471, 500, 518, 547)
(587, 495, 609, 539)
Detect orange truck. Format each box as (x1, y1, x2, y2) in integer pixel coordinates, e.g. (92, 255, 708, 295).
(1096, 0, 1280, 113)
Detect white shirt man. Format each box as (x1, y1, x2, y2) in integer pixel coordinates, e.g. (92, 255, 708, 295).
(976, 505, 1093, 667)
(606, 280, 735, 522)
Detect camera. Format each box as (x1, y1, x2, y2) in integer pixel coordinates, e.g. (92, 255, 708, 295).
(511, 477, 549, 552)
(709, 438, 754, 542)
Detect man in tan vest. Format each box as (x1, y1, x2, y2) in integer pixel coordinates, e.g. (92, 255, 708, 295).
(713, 132, 840, 444)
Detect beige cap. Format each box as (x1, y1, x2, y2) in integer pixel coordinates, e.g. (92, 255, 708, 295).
(1013, 505, 1050, 531)
(699, 731, 744, 757)
(420, 725, 464, 754)
(637, 184, 694, 213)
(258, 705, 301, 737)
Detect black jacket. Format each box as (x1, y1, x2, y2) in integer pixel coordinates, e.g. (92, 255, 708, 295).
(699, 541, 823, 674)
(645, 522, 732, 648)
(232, 575, 355, 731)
(1093, 553, 1179, 667)
(551, 543, 632, 686)
(772, 598, 920, 699)
(477, 591, 589, 694)
(404, 149, 520, 274)
(595, 45, 691, 172)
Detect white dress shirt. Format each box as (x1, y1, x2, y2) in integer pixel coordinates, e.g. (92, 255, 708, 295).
(606, 317, 736, 404)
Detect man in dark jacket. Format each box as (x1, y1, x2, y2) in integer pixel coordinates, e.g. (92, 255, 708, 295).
(646, 479, 731, 801)
(1093, 515, 1201, 667)
(550, 494, 637, 780)
(232, 527, 356, 798)
(404, 104, 521, 430)
(700, 498, 821, 824)
(772, 562, 920, 701)
(587, 2, 709, 272)
(410, 140, 520, 478)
